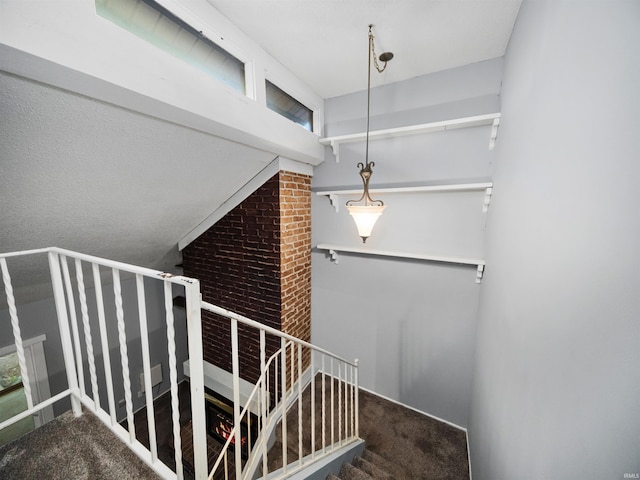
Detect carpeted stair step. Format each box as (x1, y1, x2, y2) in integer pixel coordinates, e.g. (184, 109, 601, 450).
(338, 462, 375, 480)
(352, 455, 393, 479)
(361, 449, 405, 479)
(327, 452, 398, 480)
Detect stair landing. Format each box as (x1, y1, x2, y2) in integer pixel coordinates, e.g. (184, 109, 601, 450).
(333, 390, 470, 480)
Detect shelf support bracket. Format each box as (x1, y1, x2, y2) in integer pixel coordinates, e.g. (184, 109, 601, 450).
(329, 141, 340, 163)
(328, 193, 340, 212)
(483, 187, 493, 213)
(327, 248, 339, 264)
(476, 264, 485, 284)
(489, 117, 500, 150)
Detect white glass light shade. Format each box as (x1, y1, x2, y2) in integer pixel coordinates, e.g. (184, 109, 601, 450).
(346, 204, 386, 242)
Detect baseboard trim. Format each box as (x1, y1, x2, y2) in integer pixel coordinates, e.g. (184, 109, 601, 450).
(358, 386, 467, 432)
(466, 429, 473, 480)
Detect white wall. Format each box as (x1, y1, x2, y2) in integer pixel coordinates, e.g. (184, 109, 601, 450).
(324, 57, 503, 137)
(469, 1, 640, 478)
(0, 0, 323, 165)
(312, 59, 502, 428)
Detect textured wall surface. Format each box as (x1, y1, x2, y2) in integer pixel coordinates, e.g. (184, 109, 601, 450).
(0, 71, 276, 305)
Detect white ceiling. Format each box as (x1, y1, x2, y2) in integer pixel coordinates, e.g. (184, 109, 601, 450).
(207, 0, 522, 99)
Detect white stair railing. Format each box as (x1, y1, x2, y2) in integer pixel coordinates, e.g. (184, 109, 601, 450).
(1, 247, 359, 480)
(201, 301, 360, 480)
(0, 247, 208, 480)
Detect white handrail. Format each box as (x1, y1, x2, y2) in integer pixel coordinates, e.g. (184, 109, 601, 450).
(1, 247, 358, 480)
(0, 247, 206, 480)
(202, 301, 357, 367)
(207, 345, 284, 479)
(201, 301, 360, 480)
(0, 389, 72, 432)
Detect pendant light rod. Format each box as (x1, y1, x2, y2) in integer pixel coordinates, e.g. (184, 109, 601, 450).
(345, 25, 393, 243)
(349, 24, 393, 206)
(365, 25, 373, 167)
(365, 25, 394, 168)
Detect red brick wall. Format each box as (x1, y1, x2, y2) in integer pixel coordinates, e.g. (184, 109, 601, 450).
(182, 171, 311, 384)
(280, 172, 312, 344)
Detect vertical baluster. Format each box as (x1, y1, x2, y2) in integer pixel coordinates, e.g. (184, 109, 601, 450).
(93, 263, 117, 424)
(75, 259, 100, 410)
(354, 359, 359, 438)
(345, 364, 349, 439)
(266, 363, 270, 407)
(49, 252, 82, 416)
(274, 355, 279, 409)
(59, 255, 85, 399)
(260, 329, 268, 477)
(136, 274, 158, 463)
(163, 281, 183, 480)
(310, 350, 316, 459)
(321, 355, 326, 453)
(230, 318, 242, 480)
(0, 258, 34, 410)
(113, 269, 135, 442)
(266, 352, 271, 409)
(184, 281, 206, 480)
(338, 359, 342, 445)
(289, 342, 295, 397)
(247, 405, 252, 466)
(280, 337, 288, 473)
(330, 357, 334, 447)
(349, 364, 354, 439)
(297, 343, 302, 464)
(345, 365, 349, 440)
(343, 362, 348, 442)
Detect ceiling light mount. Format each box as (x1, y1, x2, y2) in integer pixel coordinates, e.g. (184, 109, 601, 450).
(346, 25, 393, 243)
(368, 24, 393, 72)
(378, 51, 394, 63)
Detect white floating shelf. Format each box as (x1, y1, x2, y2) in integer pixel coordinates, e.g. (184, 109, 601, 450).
(316, 244, 486, 283)
(319, 113, 501, 162)
(316, 182, 493, 213)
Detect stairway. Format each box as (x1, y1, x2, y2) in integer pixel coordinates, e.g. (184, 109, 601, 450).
(327, 449, 404, 480)
(267, 377, 469, 480)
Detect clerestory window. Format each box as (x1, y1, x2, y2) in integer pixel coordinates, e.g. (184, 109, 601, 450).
(96, 0, 246, 94)
(265, 80, 314, 132)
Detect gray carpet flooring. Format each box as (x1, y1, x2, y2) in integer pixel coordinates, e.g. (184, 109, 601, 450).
(0, 382, 469, 479)
(267, 375, 469, 479)
(0, 410, 161, 480)
(357, 389, 469, 479)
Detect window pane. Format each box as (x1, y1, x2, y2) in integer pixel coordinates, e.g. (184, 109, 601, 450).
(97, 0, 245, 94)
(266, 80, 313, 132)
(0, 352, 34, 447)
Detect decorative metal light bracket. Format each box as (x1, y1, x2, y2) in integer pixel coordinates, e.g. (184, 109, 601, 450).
(346, 161, 384, 209)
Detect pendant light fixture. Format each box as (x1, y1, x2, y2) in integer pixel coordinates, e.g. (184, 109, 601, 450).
(346, 25, 393, 243)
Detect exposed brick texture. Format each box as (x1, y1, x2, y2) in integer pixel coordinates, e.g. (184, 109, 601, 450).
(182, 171, 311, 385)
(279, 172, 312, 344)
(279, 172, 312, 377)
